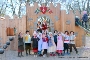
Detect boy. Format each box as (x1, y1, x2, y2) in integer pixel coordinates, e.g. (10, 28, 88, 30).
(24, 30, 31, 56)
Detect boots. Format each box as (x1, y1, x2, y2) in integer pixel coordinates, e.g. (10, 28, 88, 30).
(21, 52, 24, 57)
(18, 52, 21, 57)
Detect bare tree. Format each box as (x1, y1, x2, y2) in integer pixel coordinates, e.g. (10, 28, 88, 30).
(65, 0, 90, 15)
(0, 0, 89, 18)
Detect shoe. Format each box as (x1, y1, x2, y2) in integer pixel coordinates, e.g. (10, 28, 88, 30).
(67, 53, 70, 55)
(35, 55, 37, 57)
(76, 51, 78, 54)
(18, 55, 21, 57)
(39, 54, 43, 57)
(61, 53, 64, 56)
(21, 55, 24, 57)
(58, 54, 61, 56)
(50, 54, 52, 56)
(26, 53, 28, 56)
(63, 53, 66, 55)
(56, 52, 58, 55)
(43, 55, 45, 57)
(43, 54, 46, 57)
(53, 54, 56, 56)
(34, 55, 36, 57)
(70, 52, 71, 54)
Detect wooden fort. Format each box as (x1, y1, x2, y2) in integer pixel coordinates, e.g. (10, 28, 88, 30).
(0, 3, 85, 50)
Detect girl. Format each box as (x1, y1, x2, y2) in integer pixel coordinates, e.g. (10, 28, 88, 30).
(42, 33, 48, 57)
(18, 32, 24, 57)
(69, 31, 78, 54)
(37, 32, 43, 56)
(61, 31, 70, 54)
(31, 31, 39, 57)
(48, 32, 56, 56)
(57, 32, 64, 56)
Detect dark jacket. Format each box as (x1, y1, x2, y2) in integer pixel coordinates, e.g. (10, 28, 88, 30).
(54, 35, 57, 42)
(75, 17, 79, 26)
(31, 36, 39, 48)
(18, 35, 24, 46)
(82, 14, 88, 22)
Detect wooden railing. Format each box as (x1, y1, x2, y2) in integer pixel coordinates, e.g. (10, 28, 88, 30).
(75, 20, 90, 33)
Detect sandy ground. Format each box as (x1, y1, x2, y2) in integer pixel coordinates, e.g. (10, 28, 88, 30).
(0, 47, 90, 60)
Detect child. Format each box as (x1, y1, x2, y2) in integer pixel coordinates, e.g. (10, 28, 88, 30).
(31, 31, 40, 57)
(48, 32, 56, 56)
(37, 21, 42, 33)
(42, 33, 48, 57)
(37, 32, 43, 56)
(54, 30, 58, 46)
(57, 32, 64, 56)
(24, 30, 31, 56)
(61, 31, 70, 54)
(42, 20, 48, 33)
(69, 31, 78, 54)
(18, 32, 24, 57)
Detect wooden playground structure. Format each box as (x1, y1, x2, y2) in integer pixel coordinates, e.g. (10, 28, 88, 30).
(0, 3, 86, 50)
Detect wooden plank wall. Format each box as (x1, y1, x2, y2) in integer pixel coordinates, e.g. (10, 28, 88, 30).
(75, 11, 86, 47)
(60, 10, 86, 47)
(60, 10, 75, 32)
(0, 15, 26, 50)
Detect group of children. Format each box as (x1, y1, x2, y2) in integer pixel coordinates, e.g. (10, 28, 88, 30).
(18, 30, 78, 57)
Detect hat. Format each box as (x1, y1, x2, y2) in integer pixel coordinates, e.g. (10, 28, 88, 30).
(83, 11, 87, 14)
(33, 31, 37, 35)
(49, 32, 52, 35)
(75, 16, 79, 18)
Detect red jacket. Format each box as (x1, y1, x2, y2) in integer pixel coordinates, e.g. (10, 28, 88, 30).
(42, 37, 48, 42)
(42, 23, 47, 30)
(46, 37, 48, 42)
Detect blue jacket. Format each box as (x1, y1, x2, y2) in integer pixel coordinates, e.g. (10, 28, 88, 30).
(82, 14, 88, 22)
(48, 37, 53, 47)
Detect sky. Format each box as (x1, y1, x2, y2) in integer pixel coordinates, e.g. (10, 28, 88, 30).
(0, 0, 26, 18)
